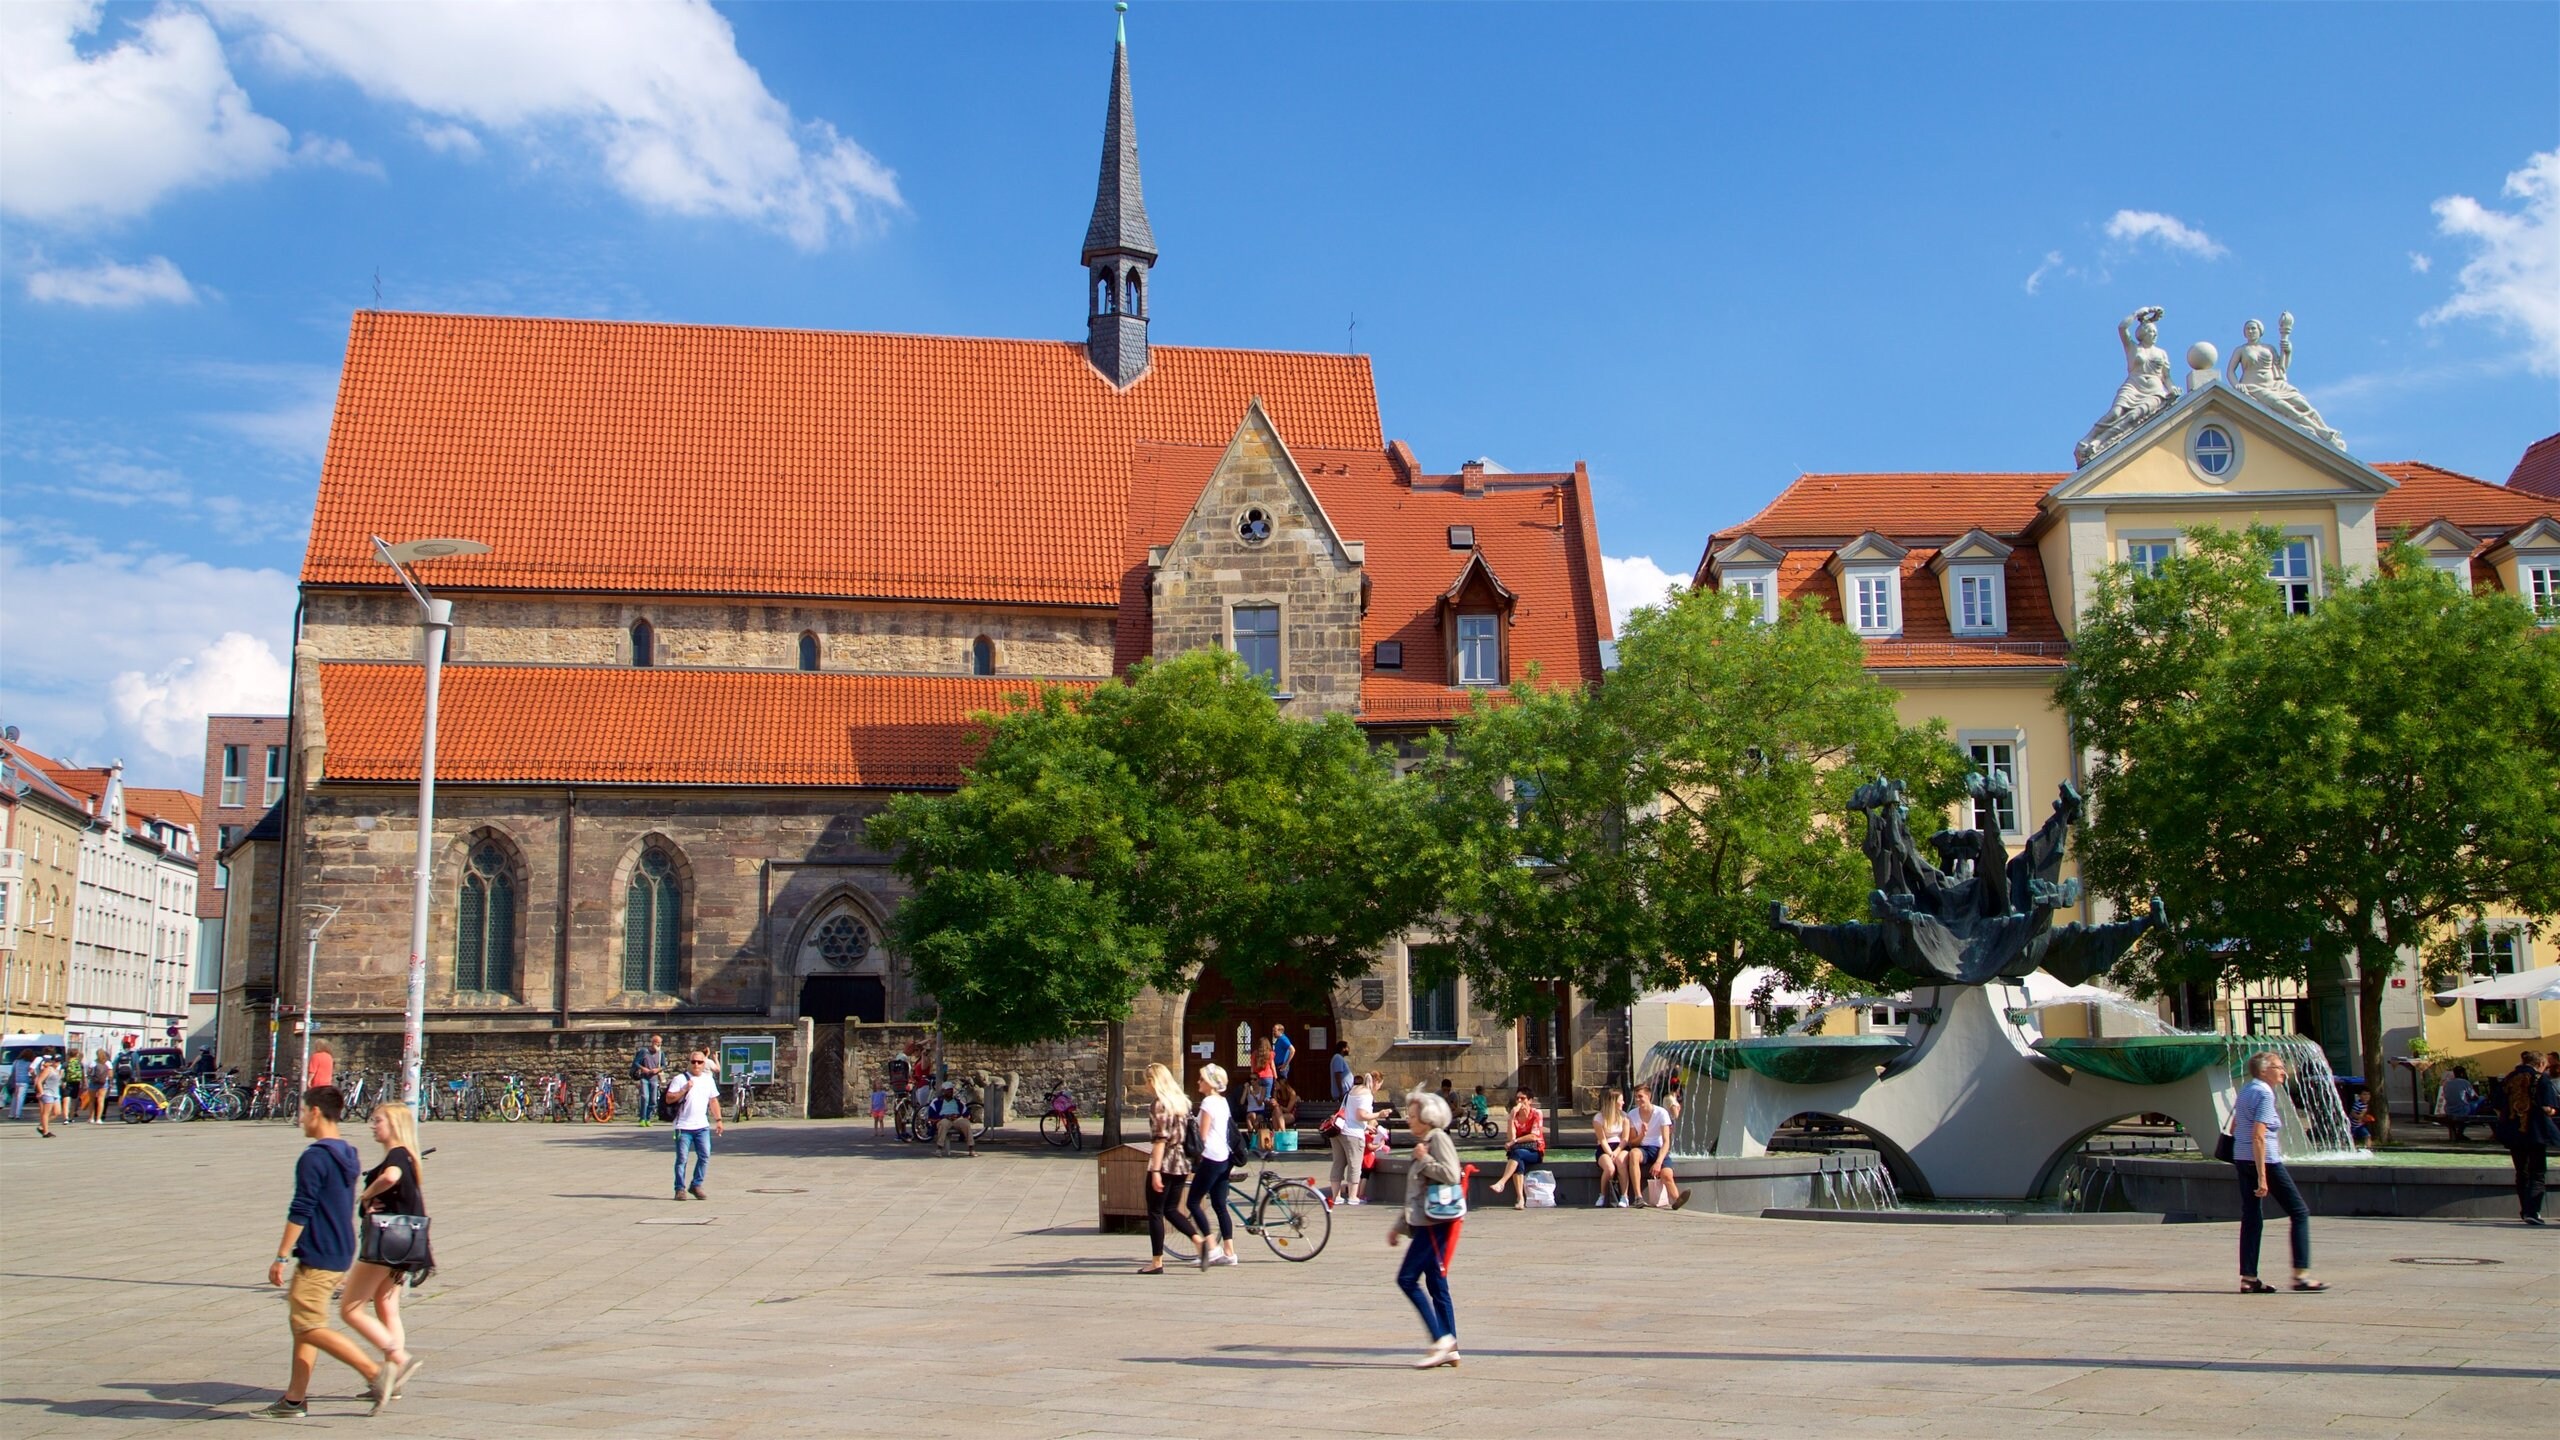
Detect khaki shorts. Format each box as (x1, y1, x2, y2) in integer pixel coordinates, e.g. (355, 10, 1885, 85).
(1330, 1133, 1361, 1188)
(288, 1265, 344, 1335)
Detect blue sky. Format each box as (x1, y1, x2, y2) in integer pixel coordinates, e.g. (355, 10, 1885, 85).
(4, 1, 2555, 789)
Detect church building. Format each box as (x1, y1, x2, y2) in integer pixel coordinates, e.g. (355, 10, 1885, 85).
(264, 25, 1615, 1113)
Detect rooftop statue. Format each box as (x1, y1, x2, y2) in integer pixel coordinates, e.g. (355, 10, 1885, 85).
(2073, 307, 2177, 466)
(2228, 313, 2345, 450)
(1770, 775, 2163, 988)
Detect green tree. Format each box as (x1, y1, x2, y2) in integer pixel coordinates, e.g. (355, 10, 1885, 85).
(2060, 528, 2560, 1142)
(869, 649, 1441, 1144)
(1433, 585, 1967, 1044)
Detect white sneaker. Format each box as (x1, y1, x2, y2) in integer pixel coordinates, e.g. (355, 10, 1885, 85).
(1615, 1197, 1631, 1208)
(1412, 1336, 1459, 1368)
(1592, 1194, 1608, 1208)
(1211, 1252, 1239, 1266)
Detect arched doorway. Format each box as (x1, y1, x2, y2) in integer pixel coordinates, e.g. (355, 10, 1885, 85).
(788, 896, 889, 1118)
(1181, 962, 1336, 1106)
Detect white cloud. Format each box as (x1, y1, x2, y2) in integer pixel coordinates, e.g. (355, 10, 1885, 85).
(2024, 250, 2063, 295)
(411, 120, 483, 159)
(21, 254, 202, 308)
(0, 538, 296, 786)
(2423, 149, 2560, 377)
(1602, 554, 1686, 633)
(2407, 251, 2432, 275)
(211, 0, 903, 249)
(292, 133, 382, 177)
(2103, 209, 2227, 260)
(0, 1, 292, 226)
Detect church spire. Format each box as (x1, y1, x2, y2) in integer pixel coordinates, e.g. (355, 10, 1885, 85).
(1083, 3, 1155, 387)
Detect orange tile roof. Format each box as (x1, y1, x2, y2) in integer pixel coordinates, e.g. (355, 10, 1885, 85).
(1768, 550, 2070, 671)
(2373, 461, 2560, 535)
(1117, 445, 1611, 721)
(1724, 472, 2063, 543)
(2509, 433, 2560, 499)
(318, 663, 1078, 788)
(14, 750, 202, 841)
(302, 312, 1383, 607)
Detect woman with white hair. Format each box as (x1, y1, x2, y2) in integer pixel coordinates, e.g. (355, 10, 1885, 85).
(1137, 1063, 1206, 1275)
(1388, 1086, 1466, 1368)
(1185, 1064, 1240, 1267)
(2230, 1051, 2324, 1293)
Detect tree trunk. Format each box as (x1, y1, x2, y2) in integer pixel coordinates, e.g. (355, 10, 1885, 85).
(1100, 1018, 1127, 1148)
(2354, 937, 2393, 1148)
(1710, 969, 1737, 1041)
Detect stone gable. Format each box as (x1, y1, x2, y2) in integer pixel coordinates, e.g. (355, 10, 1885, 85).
(1148, 405, 1364, 715)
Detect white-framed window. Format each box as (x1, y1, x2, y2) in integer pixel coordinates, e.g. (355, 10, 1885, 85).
(1723, 572, 1778, 624)
(2526, 563, 2560, 624)
(1232, 605, 1281, 686)
(2187, 423, 2242, 482)
(2268, 538, 2316, 616)
(1456, 613, 1500, 684)
(2125, 538, 2175, 578)
(2460, 927, 2532, 1034)
(2426, 554, 2474, 590)
(1953, 569, 2005, 634)
(1849, 571, 1898, 635)
(264, 747, 286, 806)
(1964, 737, 2021, 835)
(220, 746, 244, 807)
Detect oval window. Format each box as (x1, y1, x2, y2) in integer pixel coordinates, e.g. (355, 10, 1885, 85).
(2191, 425, 2237, 479)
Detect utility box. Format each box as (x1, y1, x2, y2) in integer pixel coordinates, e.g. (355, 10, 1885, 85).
(1097, 1143, 1152, 1233)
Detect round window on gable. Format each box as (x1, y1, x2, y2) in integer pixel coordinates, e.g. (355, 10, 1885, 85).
(2188, 423, 2240, 482)
(1236, 507, 1273, 546)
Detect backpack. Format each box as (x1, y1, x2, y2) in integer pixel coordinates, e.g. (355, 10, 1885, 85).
(659, 1076, 684, 1125)
(1180, 1105, 1206, 1164)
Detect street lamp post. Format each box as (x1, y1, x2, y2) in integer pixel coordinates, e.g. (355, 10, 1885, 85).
(371, 536, 488, 1107)
(300, 905, 341, 1094)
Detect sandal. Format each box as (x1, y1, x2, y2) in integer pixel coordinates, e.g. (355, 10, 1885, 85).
(2291, 1279, 2329, 1292)
(2239, 1277, 2276, 1294)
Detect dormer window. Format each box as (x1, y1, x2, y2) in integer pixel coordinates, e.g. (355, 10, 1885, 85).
(1456, 614, 1499, 684)
(1953, 571, 2004, 634)
(1724, 573, 1777, 623)
(1851, 573, 1898, 634)
(1929, 530, 2013, 638)
(1705, 534, 1786, 625)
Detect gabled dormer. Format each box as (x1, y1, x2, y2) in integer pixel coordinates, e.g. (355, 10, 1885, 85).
(1827, 533, 1909, 636)
(2483, 516, 2560, 623)
(1927, 528, 2013, 636)
(2396, 517, 2481, 590)
(1706, 534, 1785, 624)
(1440, 549, 1517, 686)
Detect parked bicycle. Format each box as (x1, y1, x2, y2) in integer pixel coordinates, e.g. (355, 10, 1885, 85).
(583, 1073, 617, 1123)
(1039, 1087, 1084, 1150)
(1219, 1160, 1331, 1260)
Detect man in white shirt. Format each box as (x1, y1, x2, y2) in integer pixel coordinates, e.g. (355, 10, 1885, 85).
(1632, 1085, 1688, 1210)
(667, 1051, 724, 1201)
(1329, 1077, 1375, 1206)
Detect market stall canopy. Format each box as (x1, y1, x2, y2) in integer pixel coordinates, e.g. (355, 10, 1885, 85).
(2434, 965, 2560, 1004)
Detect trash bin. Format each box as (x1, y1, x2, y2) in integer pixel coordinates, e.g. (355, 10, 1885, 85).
(984, 1073, 1014, 1130)
(1097, 1143, 1152, 1233)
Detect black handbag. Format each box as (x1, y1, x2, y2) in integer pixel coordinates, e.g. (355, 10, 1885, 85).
(360, 1212, 431, 1267)
(2212, 1131, 2235, 1163)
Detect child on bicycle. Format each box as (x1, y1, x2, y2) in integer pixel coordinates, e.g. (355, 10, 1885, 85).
(1468, 1085, 1492, 1129)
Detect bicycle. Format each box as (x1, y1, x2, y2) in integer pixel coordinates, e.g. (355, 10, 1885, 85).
(905, 1083, 983, 1143)
(1039, 1087, 1084, 1150)
(1450, 1109, 1502, 1145)
(1217, 1160, 1331, 1261)
(727, 1075, 756, 1123)
(535, 1072, 578, 1122)
(584, 1074, 617, 1123)
(483, 1072, 527, 1122)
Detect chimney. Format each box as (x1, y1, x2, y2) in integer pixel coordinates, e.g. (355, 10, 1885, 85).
(1459, 460, 1486, 496)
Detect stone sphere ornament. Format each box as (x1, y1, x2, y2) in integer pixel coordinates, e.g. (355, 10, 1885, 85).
(2186, 341, 2218, 372)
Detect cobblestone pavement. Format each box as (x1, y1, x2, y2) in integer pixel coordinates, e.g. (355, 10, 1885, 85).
(0, 1117, 2551, 1438)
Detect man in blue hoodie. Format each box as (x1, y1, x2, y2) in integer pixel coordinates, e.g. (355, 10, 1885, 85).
(259, 1085, 386, 1419)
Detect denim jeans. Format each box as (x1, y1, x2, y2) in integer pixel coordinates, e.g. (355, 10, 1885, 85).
(2511, 1144, 2548, 1220)
(1396, 1220, 1459, 1342)
(635, 1076, 660, 1125)
(674, 1126, 712, 1193)
(2233, 1160, 2311, 1275)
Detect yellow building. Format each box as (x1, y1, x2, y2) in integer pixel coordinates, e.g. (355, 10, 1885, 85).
(1690, 371, 2560, 1095)
(2, 733, 88, 1039)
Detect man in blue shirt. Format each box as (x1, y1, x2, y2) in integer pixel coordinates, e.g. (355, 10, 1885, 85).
(1269, 1025, 1295, 1102)
(261, 1085, 388, 1418)
(1329, 1042, 1354, 1103)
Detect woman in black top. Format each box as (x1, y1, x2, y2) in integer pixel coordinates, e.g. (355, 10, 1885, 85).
(341, 1102, 431, 1410)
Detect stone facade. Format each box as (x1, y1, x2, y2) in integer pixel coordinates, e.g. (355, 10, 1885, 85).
(301, 592, 1114, 678)
(1147, 406, 1365, 717)
(314, 1021, 809, 1115)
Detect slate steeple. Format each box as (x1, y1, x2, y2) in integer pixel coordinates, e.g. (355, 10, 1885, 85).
(1083, 4, 1156, 388)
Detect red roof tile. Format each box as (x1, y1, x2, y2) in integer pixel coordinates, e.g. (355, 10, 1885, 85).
(302, 312, 1383, 607)
(1724, 472, 2063, 543)
(1767, 549, 2070, 671)
(2374, 461, 2560, 535)
(318, 664, 1076, 788)
(13, 749, 202, 841)
(2509, 433, 2560, 499)
(1116, 445, 1610, 721)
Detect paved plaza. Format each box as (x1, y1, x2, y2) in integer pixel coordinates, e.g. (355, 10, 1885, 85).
(0, 1117, 2551, 1438)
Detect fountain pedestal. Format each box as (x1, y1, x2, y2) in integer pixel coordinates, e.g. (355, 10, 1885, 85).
(1710, 984, 2234, 1201)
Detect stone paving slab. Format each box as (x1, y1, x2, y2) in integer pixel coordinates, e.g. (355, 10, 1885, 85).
(0, 1116, 2550, 1437)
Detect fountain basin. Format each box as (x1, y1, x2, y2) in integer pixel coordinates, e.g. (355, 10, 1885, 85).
(1730, 1035, 1910, 1085)
(2032, 1035, 2229, 1086)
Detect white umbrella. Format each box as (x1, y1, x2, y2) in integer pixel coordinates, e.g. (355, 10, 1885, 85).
(2433, 964, 2560, 1004)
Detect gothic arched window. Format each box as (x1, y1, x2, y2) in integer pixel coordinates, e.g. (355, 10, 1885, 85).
(971, 635, 995, 676)
(624, 849, 680, 994)
(631, 618, 654, 668)
(798, 630, 820, 672)
(1125, 270, 1142, 318)
(455, 842, 516, 994)
(1094, 273, 1114, 316)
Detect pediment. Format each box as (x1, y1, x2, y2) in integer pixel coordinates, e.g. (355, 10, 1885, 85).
(2046, 383, 2400, 508)
(1928, 528, 2014, 573)
(1441, 548, 1518, 608)
(2393, 518, 2480, 556)
(1827, 531, 1910, 571)
(2484, 515, 2560, 562)
(1709, 533, 1787, 573)
(1153, 398, 1359, 572)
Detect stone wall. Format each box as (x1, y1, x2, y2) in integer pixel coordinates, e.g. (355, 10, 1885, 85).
(291, 784, 915, 1029)
(301, 592, 1114, 678)
(1146, 408, 1364, 718)
(309, 1021, 809, 1115)
(837, 1022, 1116, 1121)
